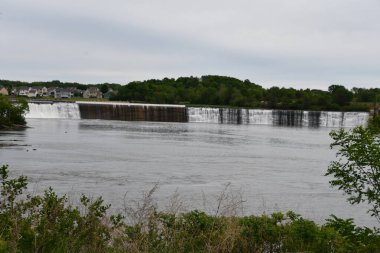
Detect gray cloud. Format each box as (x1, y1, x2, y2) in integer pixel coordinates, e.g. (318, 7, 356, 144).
(1, 0, 380, 89)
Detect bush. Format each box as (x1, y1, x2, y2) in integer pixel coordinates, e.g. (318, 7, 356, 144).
(0, 165, 115, 253)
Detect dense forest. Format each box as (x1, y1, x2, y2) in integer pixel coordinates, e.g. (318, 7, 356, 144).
(112, 76, 379, 111)
(2, 76, 379, 111)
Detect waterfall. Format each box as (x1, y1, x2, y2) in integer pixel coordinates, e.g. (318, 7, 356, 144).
(187, 107, 369, 127)
(25, 102, 369, 127)
(187, 107, 220, 123)
(341, 112, 370, 128)
(77, 101, 188, 122)
(26, 102, 80, 119)
(272, 110, 305, 126)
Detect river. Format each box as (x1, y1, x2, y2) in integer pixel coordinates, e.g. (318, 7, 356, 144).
(0, 117, 376, 227)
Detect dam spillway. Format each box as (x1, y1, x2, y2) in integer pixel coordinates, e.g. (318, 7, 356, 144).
(77, 101, 188, 122)
(26, 102, 81, 119)
(187, 107, 369, 127)
(26, 102, 369, 128)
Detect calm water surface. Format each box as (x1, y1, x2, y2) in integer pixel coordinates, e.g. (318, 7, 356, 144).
(0, 119, 376, 226)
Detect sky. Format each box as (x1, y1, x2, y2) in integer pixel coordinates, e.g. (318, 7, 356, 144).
(1, 0, 380, 90)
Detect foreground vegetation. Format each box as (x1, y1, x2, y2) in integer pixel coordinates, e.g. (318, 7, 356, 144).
(1, 165, 380, 253)
(0, 96, 28, 130)
(327, 115, 380, 225)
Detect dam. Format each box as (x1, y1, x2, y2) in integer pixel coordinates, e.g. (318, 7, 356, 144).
(77, 101, 187, 122)
(26, 101, 188, 122)
(26, 101, 369, 128)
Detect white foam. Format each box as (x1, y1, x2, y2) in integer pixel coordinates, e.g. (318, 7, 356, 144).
(187, 107, 369, 127)
(26, 103, 80, 119)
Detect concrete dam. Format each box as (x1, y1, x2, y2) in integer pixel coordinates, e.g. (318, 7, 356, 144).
(26, 101, 369, 128)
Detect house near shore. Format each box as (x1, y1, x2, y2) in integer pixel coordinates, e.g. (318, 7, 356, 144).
(17, 86, 30, 96)
(68, 87, 84, 97)
(11, 86, 88, 98)
(83, 87, 102, 98)
(47, 87, 57, 97)
(54, 88, 73, 99)
(13, 86, 48, 97)
(33, 86, 48, 96)
(27, 89, 38, 98)
(0, 86, 9, 96)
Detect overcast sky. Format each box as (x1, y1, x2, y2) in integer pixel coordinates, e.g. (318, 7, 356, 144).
(1, 0, 380, 89)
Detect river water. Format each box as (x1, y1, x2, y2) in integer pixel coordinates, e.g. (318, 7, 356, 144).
(0, 118, 376, 227)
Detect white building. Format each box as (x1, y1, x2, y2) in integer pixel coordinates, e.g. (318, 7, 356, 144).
(18, 87, 30, 96)
(27, 89, 38, 98)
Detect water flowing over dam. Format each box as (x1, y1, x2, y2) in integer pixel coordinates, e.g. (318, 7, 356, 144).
(26, 102, 369, 127)
(77, 101, 188, 122)
(187, 107, 369, 127)
(26, 102, 81, 119)
(26, 102, 187, 122)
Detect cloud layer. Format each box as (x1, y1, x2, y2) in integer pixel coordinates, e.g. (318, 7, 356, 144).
(1, 0, 380, 89)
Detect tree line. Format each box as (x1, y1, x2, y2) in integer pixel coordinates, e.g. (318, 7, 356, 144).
(111, 76, 379, 111)
(2, 76, 380, 111)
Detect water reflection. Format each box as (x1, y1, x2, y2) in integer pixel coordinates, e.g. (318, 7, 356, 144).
(0, 130, 27, 149)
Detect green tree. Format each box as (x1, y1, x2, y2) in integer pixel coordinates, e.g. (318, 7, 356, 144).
(328, 84, 353, 107)
(0, 96, 28, 129)
(326, 126, 380, 223)
(100, 84, 109, 94)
